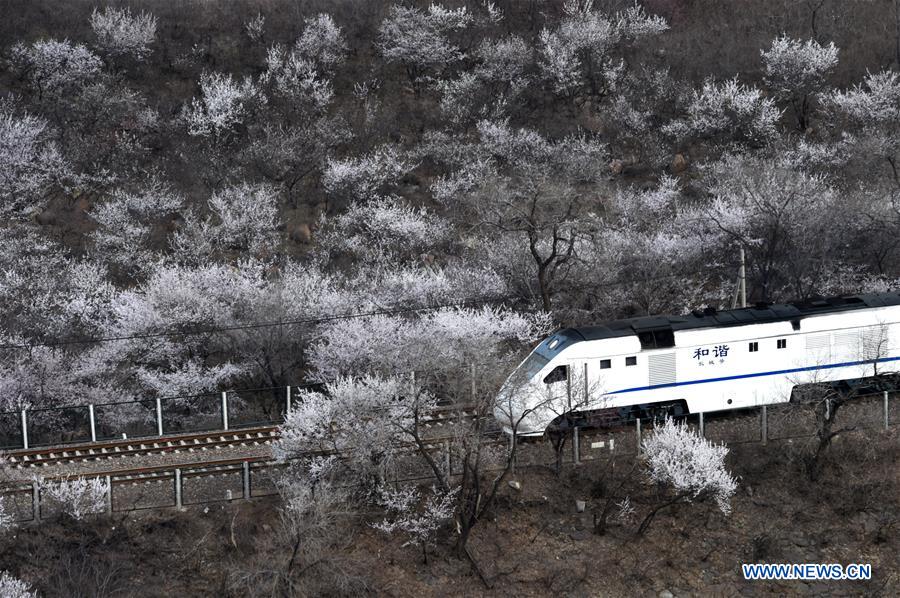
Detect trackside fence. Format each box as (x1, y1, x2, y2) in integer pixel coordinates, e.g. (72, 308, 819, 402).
(0, 384, 898, 522)
(508, 389, 899, 469)
(0, 457, 281, 524)
(0, 386, 300, 450)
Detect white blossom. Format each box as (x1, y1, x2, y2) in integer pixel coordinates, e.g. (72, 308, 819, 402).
(826, 71, 900, 175)
(665, 78, 781, 145)
(90, 182, 182, 274)
(0, 572, 34, 598)
(474, 35, 531, 84)
(184, 72, 265, 138)
(377, 4, 472, 81)
(308, 305, 552, 380)
(538, 1, 665, 95)
(322, 145, 412, 200)
(0, 496, 13, 531)
(436, 72, 481, 123)
(295, 13, 348, 71)
(643, 418, 737, 514)
(700, 153, 848, 300)
(90, 6, 158, 60)
(244, 12, 265, 43)
(616, 496, 636, 524)
(0, 109, 71, 212)
(352, 265, 508, 309)
(205, 182, 280, 253)
(828, 70, 900, 125)
(315, 196, 450, 263)
(761, 36, 838, 129)
(615, 2, 669, 40)
(0, 230, 117, 352)
(38, 476, 109, 520)
(273, 375, 430, 490)
(263, 45, 333, 109)
(374, 485, 457, 560)
(482, 1, 504, 23)
(762, 36, 838, 99)
(9, 39, 101, 95)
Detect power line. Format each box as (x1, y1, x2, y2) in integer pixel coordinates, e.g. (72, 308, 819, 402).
(0, 354, 530, 415)
(0, 265, 730, 351)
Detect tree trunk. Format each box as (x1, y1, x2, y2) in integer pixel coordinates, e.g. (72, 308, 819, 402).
(637, 494, 686, 536)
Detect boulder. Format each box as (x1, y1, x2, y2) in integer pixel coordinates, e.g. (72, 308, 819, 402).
(289, 222, 312, 243)
(34, 209, 56, 225)
(670, 153, 689, 174)
(609, 159, 624, 175)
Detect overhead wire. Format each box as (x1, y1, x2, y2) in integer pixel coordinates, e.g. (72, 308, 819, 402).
(0, 263, 733, 351)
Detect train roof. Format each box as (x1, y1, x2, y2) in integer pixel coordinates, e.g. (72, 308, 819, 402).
(562, 292, 900, 342)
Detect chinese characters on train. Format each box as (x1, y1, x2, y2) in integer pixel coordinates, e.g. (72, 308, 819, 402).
(693, 344, 729, 366)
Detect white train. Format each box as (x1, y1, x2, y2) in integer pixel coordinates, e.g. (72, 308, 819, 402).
(496, 293, 900, 436)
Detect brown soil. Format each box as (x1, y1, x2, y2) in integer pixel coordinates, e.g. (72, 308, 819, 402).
(2, 430, 898, 597)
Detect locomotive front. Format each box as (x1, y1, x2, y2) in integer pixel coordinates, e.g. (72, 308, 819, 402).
(494, 329, 583, 436)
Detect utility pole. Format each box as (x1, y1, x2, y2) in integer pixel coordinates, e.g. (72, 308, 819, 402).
(731, 247, 748, 309)
(896, 0, 900, 68)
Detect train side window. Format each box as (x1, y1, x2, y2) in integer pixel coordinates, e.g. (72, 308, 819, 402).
(543, 365, 568, 384)
(600, 359, 611, 369)
(625, 356, 637, 366)
(777, 338, 787, 349)
(749, 341, 758, 352)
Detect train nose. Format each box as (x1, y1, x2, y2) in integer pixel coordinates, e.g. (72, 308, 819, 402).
(493, 383, 547, 436)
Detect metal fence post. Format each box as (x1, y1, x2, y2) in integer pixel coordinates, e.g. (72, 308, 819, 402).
(221, 391, 229, 431)
(89, 404, 97, 442)
(635, 417, 642, 456)
(761, 405, 768, 445)
(285, 385, 292, 416)
(243, 461, 251, 499)
(156, 397, 163, 436)
(885, 391, 890, 431)
(699, 412, 705, 437)
(573, 425, 581, 465)
(21, 409, 28, 449)
(174, 469, 182, 509)
(106, 475, 113, 514)
(446, 440, 453, 477)
(32, 480, 40, 521)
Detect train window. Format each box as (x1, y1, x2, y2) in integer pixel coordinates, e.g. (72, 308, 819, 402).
(543, 365, 568, 385)
(749, 341, 758, 352)
(625, 356, 637, 366)
(777, 338, 787, 349)
(600, 359, 611, 369)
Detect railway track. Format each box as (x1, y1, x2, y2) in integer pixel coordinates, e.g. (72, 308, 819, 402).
(1, 405, 483, 470)
(3, 427, 279, 469)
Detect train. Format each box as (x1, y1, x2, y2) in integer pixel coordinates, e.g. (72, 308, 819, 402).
(495, 292, 900, 436)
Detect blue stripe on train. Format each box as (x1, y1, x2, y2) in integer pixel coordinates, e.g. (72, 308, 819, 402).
(608, 355, 900, 395)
